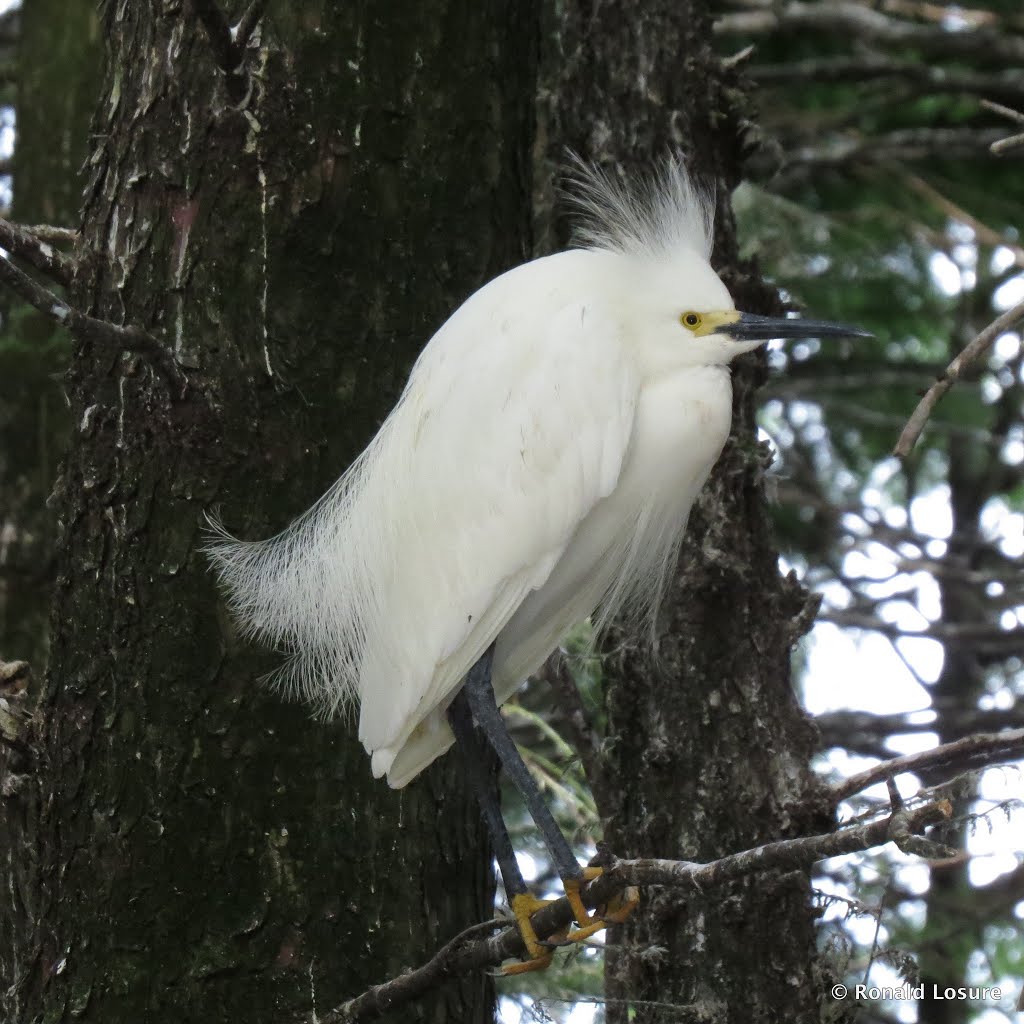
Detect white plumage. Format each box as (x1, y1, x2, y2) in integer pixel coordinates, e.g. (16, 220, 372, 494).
(207, 158, 766, 787)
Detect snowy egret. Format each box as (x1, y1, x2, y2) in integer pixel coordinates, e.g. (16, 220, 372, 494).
(208, 157, 869, 971)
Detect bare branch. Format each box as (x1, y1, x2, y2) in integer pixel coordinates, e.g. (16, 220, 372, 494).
(905, 173, 1024, 266)
(713, 2, 1024, 64)
(0, 253, 187, 397)
(981, 100, 1024, 127)
(19, 224, 79, 245)
(817, 706, 1024, 754)
(319, 801, 951, 1023)
(0, 217, 76, 287)
(992, 131, 1024, 155)
(752, 128, 1017, 188)
(0, 659, 30, 698)
(833, 728, 1024, 803)
(0, 659, 32, 790)
(894, 298, 1024, 457)
(817, 610, 1024, 657)
(981, 100, 1024, 155)
(750, 59, 1024, 107)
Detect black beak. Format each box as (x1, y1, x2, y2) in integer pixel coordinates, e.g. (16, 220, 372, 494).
(725, 312, 873, 342)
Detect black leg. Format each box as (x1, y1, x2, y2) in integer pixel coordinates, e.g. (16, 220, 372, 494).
(447, 682, 529, 901)
(458, 646, 583, 884)
(448, 647, 638, 974)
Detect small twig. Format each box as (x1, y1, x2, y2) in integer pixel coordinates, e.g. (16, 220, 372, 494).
(833, 728, 1024, 803)
(981, 99, 1024, 155)
(992, 132, 1024, 156)
(190, 0, 251, 105)
(317, 800, 951, 1023)
(20, 224, 79, 245)
(862, 875, 889, 990)
(0, 253, 187, 396)
(905, 173, 1024, 267)
(0, 217, 76, 287)
(894, 298, 1024, 456)
(982, 100, 1024, 126)
(0, 659, 31, 697)
(0, 659, 32, 763)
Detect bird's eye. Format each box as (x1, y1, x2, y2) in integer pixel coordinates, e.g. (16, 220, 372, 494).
(681, 312, 702, 330)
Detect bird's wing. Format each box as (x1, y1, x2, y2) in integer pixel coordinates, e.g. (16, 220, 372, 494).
(356, 286, 638, 762)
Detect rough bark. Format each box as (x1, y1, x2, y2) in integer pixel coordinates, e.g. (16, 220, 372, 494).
(541, 3, 841, 1021)
(2, 3, 539, 1022)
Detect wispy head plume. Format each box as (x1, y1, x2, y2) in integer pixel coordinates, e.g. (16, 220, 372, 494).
(563, 153, 715, 263)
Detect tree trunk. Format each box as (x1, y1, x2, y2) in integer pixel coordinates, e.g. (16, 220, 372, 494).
(541, 3, 842, 1021)
(2, 3, 538, 1021)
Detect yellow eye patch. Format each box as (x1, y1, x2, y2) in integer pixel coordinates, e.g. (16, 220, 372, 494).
(679, 309, 741, 337)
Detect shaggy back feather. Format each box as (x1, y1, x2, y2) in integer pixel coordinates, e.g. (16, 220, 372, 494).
(207, 156, 715, 718)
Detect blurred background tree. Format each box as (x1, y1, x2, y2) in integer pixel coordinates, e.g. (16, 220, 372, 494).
(726, 5, 1024, 1023)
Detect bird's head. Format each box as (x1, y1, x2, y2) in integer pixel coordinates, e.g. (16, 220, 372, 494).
(568, 157, 871, 371)
(612, 251, 871, 374)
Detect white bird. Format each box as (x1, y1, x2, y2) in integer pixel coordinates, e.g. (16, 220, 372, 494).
(207, 157, 868, 971)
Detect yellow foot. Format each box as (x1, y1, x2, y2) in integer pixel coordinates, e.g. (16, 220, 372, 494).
(563, 868, 607, 942)
(566, 867, 641, 941)
(502, 871, 642, 973)
(502, 893, 568, 975)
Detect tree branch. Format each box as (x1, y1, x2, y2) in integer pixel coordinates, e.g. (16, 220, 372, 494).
(751, 128, 1017, 188)
(894, 298, 1024, 457)
(0, 253, 187, 396)
(817, 609, 1024, 656)
(0, 217, 76, 287)
(817, 706, 1024, 755)
(318, 801, 951, 1023)
(833, 728, 1024, 803)
(19, 224, 79, 245)
(0, 659, 32, 794)
(714, 2, 1024, 64)
(0, 659, 30, 698)
(981, 100, 1024, 156)
(749, 58, 1024, 107)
